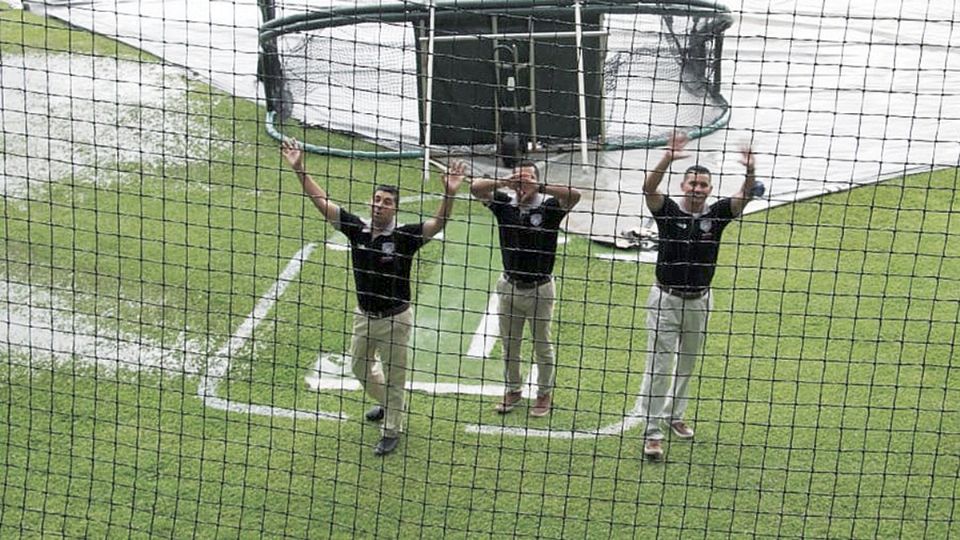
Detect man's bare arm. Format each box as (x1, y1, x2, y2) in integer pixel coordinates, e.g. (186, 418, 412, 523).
(470, 175, 513, 202)
(730, 145, 757, 218)
(645, 132, 689, 213)
(423, 161, 466, 239)
(281, 139, 340, 223)
(542, 184, 582, 211)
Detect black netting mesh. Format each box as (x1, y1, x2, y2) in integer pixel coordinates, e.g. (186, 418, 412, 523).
(2, 0, 958, 538)
(269, 3, 730, 155)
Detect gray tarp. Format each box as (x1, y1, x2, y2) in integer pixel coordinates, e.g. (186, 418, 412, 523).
(13, 0, 960, 257)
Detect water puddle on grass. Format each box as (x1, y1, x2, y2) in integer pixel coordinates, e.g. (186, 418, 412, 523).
(0, 52, 230, 374)
(0, 52, 227, 197)
(0, 279, 209, 375)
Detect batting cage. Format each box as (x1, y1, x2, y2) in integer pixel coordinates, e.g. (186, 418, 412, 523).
(1, 0, 958, 537)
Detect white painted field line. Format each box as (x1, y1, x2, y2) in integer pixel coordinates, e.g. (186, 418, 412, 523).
(304, 353, 362, 391)
(198, 242, 647, 436)
(201, 397, 342, 421)
(522, 365, 538, 399)
(305, 353, 507, 396)
(466, 293, 499, 359)
(407, 381, 503, 395)
(595, 251, 657, 263)
(461, 295, 648, 438)
(464, 396, 645, 439)
(305, 352, 647, 438)
(198, 243, 344, 421)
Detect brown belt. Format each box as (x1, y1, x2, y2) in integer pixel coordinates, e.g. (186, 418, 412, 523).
(656, 283, 708, 300)
(362, 303, 410, 319)
(504, 274, 552, 290)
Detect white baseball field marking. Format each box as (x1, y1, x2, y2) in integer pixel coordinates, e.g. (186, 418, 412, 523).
(466, 293, 500, 359)
(200, 242, 644, 438)
(198, 243, 344, 421)
(304, 353, 508, 396)
(463, 397, 645, 439)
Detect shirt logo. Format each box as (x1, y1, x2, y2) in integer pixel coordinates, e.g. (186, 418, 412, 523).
(530, 213, 543, 227)
(382, 242, 395, 255)
(699, 220, 712, 233)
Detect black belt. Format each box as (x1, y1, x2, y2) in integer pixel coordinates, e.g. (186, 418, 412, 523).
(362, 303, 410, 319)
(657, 283, 708, 299)
(504, 274, 552, 290)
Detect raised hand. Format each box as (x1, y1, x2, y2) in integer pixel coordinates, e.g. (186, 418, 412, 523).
(739, 144, 756, 172)
(664, 131, 690, 162)
(443, 160, 467, 195)
(505, 167, 527, 194)
(281, 138, 305, 173)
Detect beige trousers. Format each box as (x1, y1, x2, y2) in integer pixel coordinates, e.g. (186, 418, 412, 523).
(350, 307, 413, 437)
(640, 285, 712, 440)
(496, 276, 556, 398)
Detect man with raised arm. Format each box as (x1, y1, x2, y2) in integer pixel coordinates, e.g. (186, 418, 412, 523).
(640, 133, 759, 460)
(470, 160, 581, 417)
(281, 139, 464, 456)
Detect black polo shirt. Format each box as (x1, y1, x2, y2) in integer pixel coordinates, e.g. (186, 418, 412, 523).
(486, 190, 569, 282)
(336, 209, 427, 314)
(652, 197, 735, 291)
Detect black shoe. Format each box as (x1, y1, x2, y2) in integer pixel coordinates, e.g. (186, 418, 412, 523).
(374, 436, 400, 456)
(365, 406, 384, 422)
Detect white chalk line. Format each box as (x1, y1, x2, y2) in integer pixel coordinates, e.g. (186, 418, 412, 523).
(595, 251, 658, 263)
(200, 241, 647, 438)
(459, 284, 648, 438)
(305, 353, 553, 399)
(305, 353, 510, 396)
(463, 396, 646, 439)
(466, 293, 500, 359)
(197, 243, 345, 421)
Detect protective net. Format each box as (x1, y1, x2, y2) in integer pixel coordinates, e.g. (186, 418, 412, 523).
(1, 0, 959, 538)
(263, 1, 731, 155)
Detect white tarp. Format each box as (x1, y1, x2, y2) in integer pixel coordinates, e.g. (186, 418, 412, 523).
(12, 0, 960, 253)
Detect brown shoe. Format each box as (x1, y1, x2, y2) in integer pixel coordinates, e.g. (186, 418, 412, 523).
(529, 394, 552, 417)
(669, 421, 694, 439)
(495, 391, 523, 414)
(643, 439, 664, 461)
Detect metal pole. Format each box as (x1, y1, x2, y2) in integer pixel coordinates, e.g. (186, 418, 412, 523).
(422, 30, 608, 42)
(423, 1, 437, 181)
(574, 1, 589, 167)
(528, 16, 538, 146)
(492, 15, 502, 147)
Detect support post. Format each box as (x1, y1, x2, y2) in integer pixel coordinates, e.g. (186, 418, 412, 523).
(423, 1, 437, 181)
(574, 1, 589, 167)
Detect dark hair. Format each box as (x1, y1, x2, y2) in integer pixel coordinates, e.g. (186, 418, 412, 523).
(683, 164, 712, 181)
(499, 133, 523, 168)
(514, 160, 541, 180)
(374, 184, 400, 201)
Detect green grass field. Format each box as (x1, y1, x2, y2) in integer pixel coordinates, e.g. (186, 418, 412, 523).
(1, 6, 958, 538)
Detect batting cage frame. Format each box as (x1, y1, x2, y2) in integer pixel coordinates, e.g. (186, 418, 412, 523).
(257, 0, 733, 159)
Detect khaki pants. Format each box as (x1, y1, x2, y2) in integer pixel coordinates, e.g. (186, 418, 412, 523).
(496, 275, 556, 398)
(639, 285, 712, 440)
(350, 307, 413, 438)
